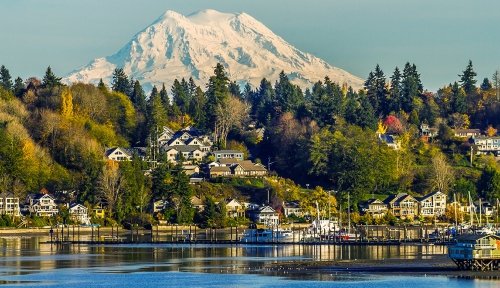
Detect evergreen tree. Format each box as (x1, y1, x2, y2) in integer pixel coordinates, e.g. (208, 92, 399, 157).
(171, 79, 189, 114)
(97, 78, 107, 91)
(42, 66, 62, 89)
(188, 87, 206, 127)
(13, 77, 24, 97)
(159, 83, 169, 108)
(459, 60, 477, 95)
(364, 65, 387, 115)
(451, 82, 467, 114)
(274, 71, 303, 114)
(131, 80, 147, 113)
(242, 83, 253, 101)
(0, 65, 13, 91)
(401, 62, 422, 113)
(480, 77, 492, 91)
(204, 63, 230, 132)
(111, 68, 130, 95)
(229, 81, 242, 99)
(389, 67, 402, 112)
(253, 78, 275, 125)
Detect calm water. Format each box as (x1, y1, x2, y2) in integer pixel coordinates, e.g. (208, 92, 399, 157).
(0, 236, 497, 287)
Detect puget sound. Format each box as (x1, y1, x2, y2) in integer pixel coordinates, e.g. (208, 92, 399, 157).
(0, 232, 499, 288)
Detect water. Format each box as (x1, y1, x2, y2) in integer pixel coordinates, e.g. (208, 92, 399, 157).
(0, 236, 498, 287)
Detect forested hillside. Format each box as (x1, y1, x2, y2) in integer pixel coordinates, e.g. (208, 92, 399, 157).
(0, 61, 498, 226)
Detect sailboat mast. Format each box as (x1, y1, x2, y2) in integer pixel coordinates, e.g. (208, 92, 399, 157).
(468, 191, 473, 227)
(347, 192, 351, 234)
(454, 193, 458, 228)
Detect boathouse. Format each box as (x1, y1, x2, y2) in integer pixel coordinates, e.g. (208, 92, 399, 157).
(448, 234, 500, 271)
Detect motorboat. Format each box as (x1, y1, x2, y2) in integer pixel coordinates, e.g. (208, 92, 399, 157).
(240, 227, 300, 243)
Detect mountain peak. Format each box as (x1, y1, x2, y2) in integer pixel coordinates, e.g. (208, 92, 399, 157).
(65, 10, 363, 91)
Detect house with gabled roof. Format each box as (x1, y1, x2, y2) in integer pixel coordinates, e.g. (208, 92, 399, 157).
(105, 147, 132, 161)
(384, 193, 419, 219)
(247, 205, 279, 226)
(69, 203, 90, 225)
(231, 161, 267, 177)
(209, 166, 231, 178)
(360, 199, 388, 219)
(226, 199, 245, 218)
(418, 191, 447, 218)
(26, 193, 59, 217)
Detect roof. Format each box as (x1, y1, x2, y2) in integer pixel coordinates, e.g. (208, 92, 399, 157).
(455, 129, 481, 134)
(454, 233, 500, 242)
(210, 166, 231, 173)
(365, 198, 385, 205)
(69, 203, 87, 210)
(191, 196, 204, 206)
(0, 192, 16, 198)
(237, 161, 267, 172)
(105, 147, 132, 158)
(213, 150, 243, 154)
(165, 145, 202, 153)
(419, 191, 445, 201)
(384, 193, 417, 205)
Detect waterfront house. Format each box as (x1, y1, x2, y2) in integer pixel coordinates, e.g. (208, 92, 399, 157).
(69, 203, 91, 225)
(27, 193, 59, 217)
(247, 205, 279, 226)
(384, 193, 419, 219)
(92, 204, 106, 219)
(448, 234, 500, 271)
(213, 150, 244, 161)
(105, 147, 132, 161)
(0, 192, 21, 217)
(360, 199, 388, 219)
(418, 191, 447, 218)
(226, 199, 245, 218)
(152, 199, 167, 213)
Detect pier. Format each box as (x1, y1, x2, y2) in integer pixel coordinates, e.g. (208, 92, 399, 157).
(44, 224, 456, 246)
(448, 234, 500, 271)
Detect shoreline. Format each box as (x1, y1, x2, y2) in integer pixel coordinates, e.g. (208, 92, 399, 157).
(264, 255, 500, 279)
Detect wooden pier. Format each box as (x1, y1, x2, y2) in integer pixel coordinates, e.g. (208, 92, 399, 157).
(44, 224, 455, 246)
(448, 234, 500, 271)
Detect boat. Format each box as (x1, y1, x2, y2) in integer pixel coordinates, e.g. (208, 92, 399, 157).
(240, 227, 300, 243)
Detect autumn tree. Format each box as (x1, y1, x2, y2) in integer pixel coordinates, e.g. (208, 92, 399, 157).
(214, 95, 249, 148)
(60, 87, 73, 118)
(99, 160, 123, 217)
(428, 152, 454, 194)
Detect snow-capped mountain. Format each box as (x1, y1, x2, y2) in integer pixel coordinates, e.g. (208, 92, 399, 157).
(65, 9, 364, 91)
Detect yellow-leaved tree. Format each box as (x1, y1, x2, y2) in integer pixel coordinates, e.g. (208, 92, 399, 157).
(60, 87, 73, 118)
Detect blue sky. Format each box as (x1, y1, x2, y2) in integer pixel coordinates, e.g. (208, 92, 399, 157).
(1, 0, 499, 90)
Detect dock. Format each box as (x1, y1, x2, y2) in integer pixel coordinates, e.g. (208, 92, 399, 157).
(448, 234, 500, 271)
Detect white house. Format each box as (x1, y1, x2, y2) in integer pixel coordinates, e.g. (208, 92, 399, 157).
(282, 201, 306, 217)
(0, 192, 20, 217)
(69, 203, 90, 225)
(105, 147, 132, 161)
(27, 193, 59, 217)
(418, 191, 447, 217)
(248, 205, 279, 226)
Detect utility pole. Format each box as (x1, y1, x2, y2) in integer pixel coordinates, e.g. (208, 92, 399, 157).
(267, 157, 275, 172)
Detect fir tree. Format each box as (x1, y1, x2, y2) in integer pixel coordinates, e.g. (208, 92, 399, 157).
(451, 82, 467, 114)
(389, 67, 402, 112)
(204, 63, 229, 132)
(0, 65, 13, 91)
(131, 80, 147, 113)
(111, 68, 130, 95)
(42, 66, 62, 89)
(401, 62, 422, 113)
(480, 77, 492, 91)
(229, 81, 242, 99)
(459, 60, 477, 95)
(159, 83, 169, 108)
(13, 77, 24, 97)
(97, 78, 107, 91)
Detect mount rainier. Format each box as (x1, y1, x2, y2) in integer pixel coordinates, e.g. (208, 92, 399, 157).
(65, 9, 364, 91)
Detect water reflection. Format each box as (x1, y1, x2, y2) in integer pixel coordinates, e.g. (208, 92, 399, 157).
(0, 236, 447, 275)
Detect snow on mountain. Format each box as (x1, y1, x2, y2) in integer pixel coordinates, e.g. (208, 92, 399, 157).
(65, 9, 364, 91)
